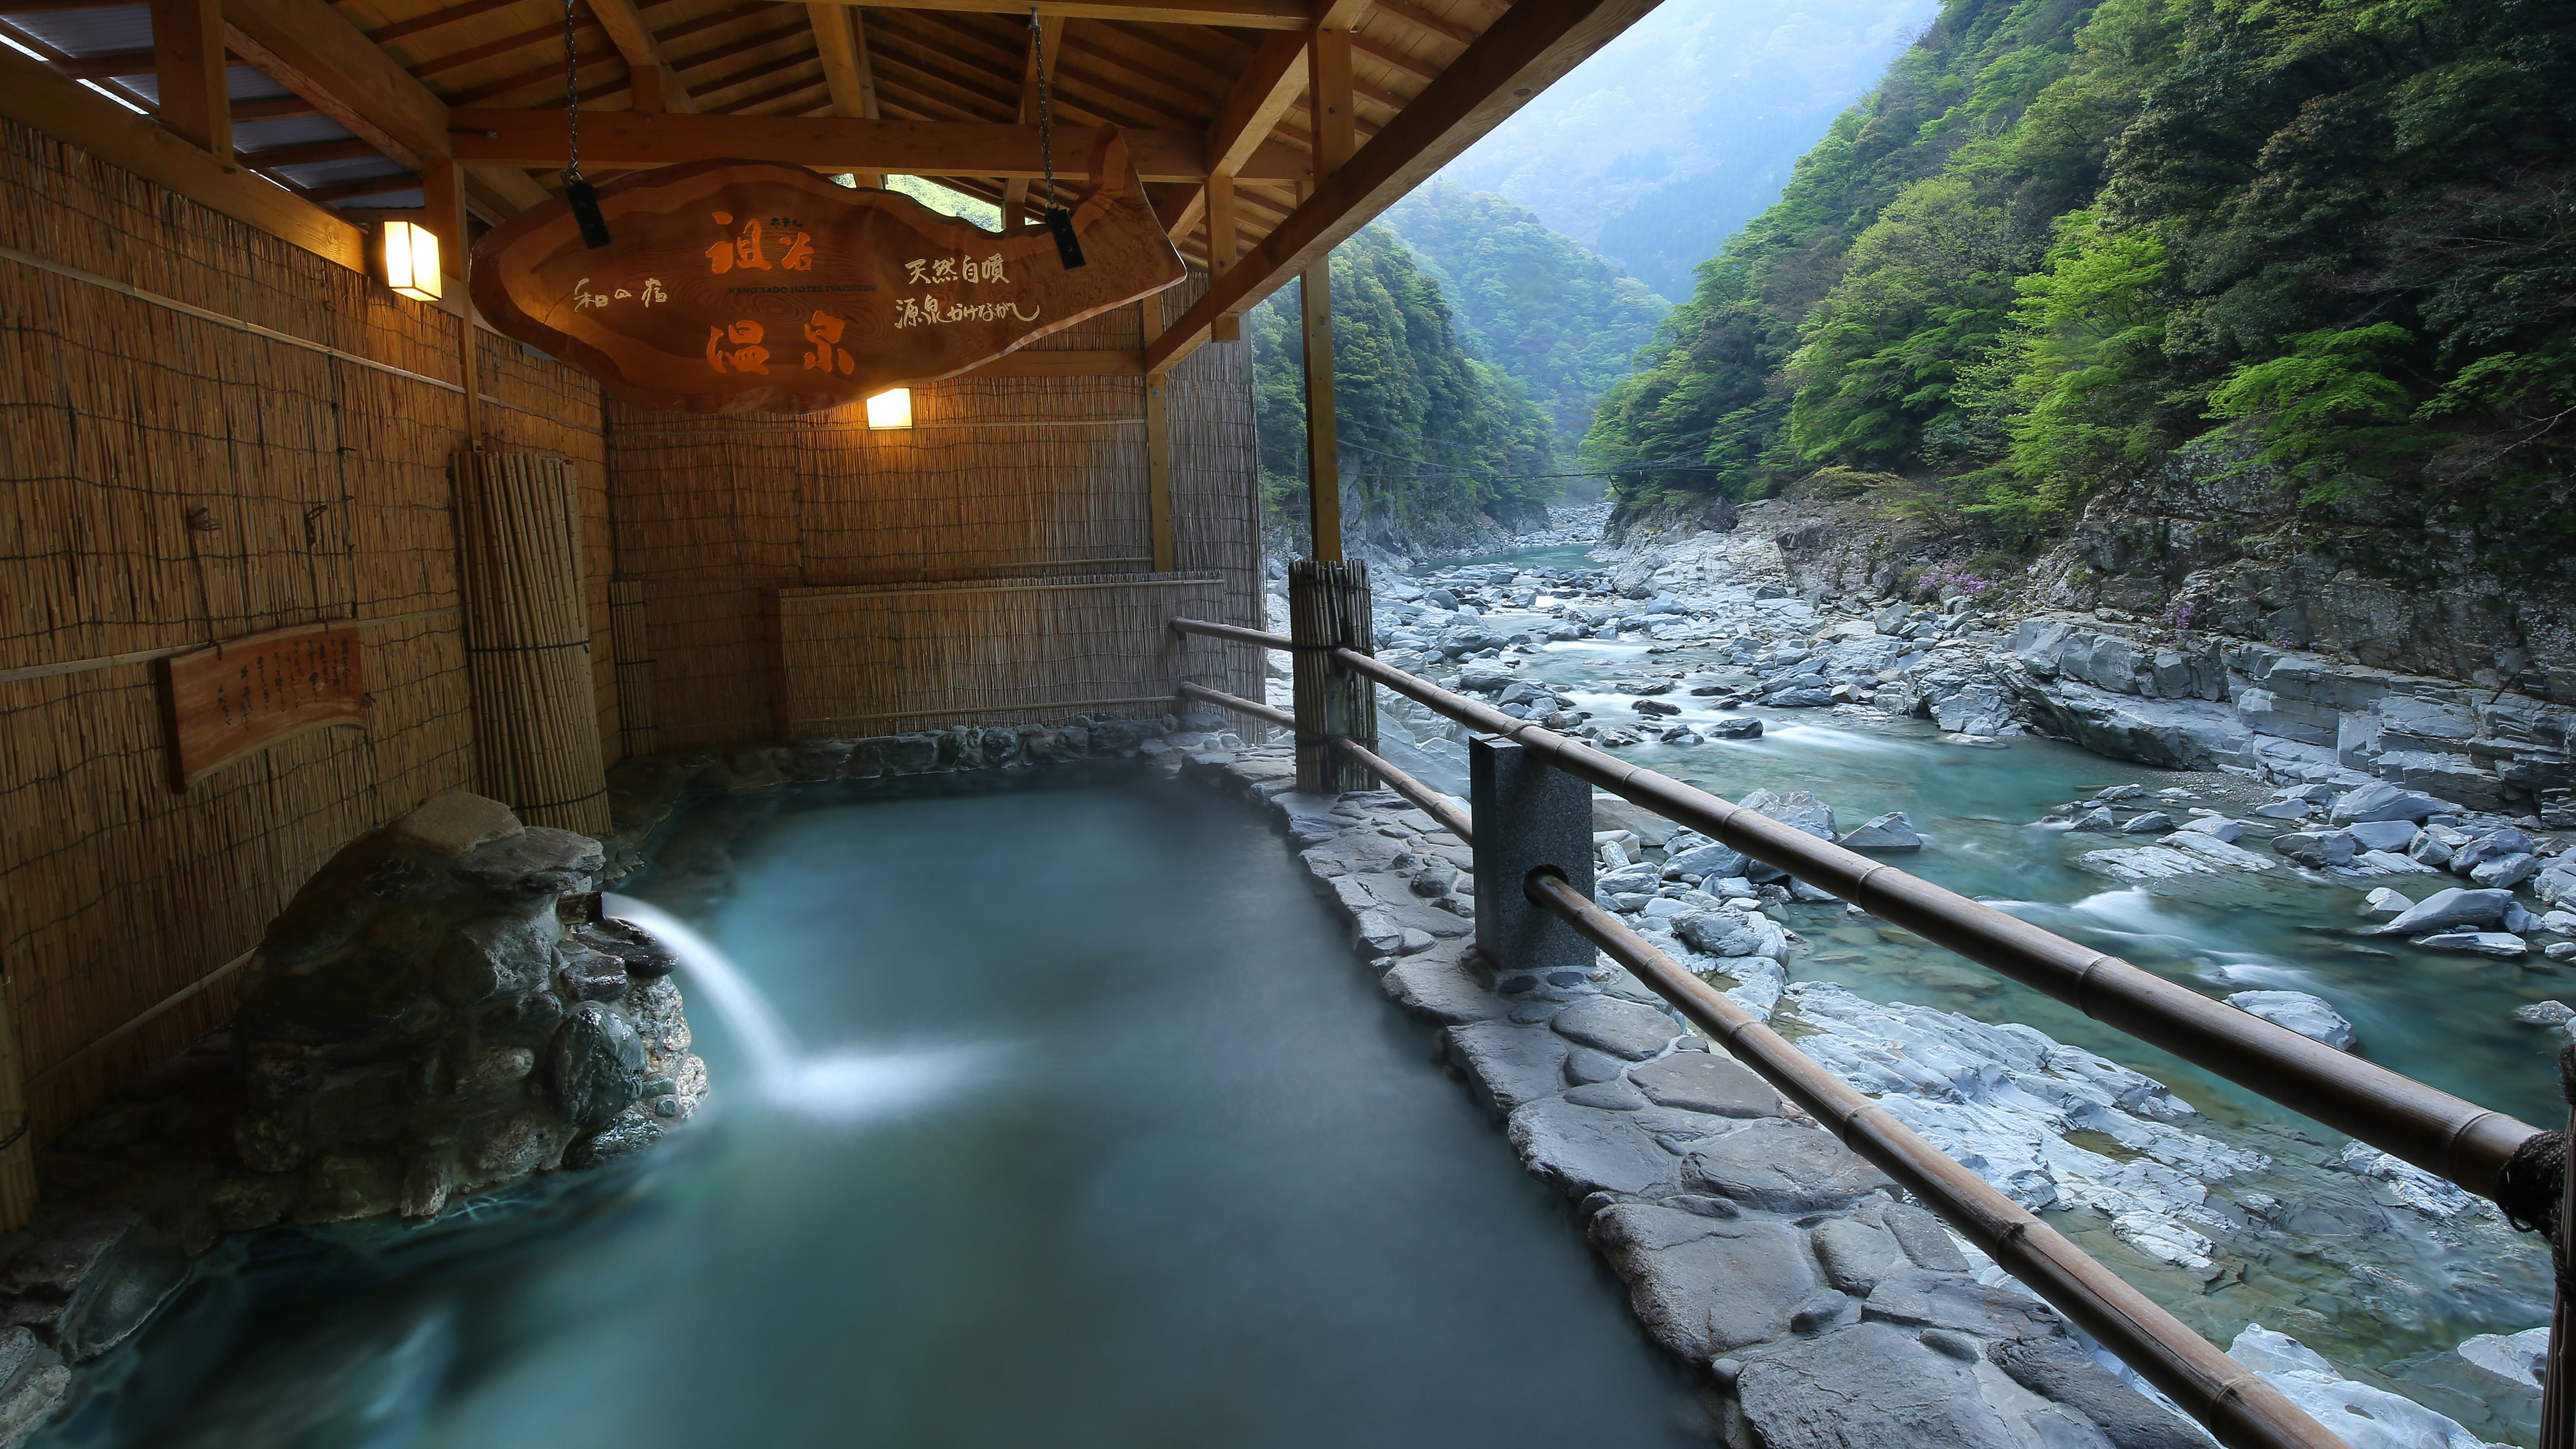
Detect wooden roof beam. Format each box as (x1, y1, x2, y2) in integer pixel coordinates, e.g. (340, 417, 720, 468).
(369, 0, 530, 48)
(1150, 0, 1666, 371)
(150, 0, 230, 155)
(585, 0, 697, 111)
(802, 0, 1314, 29)
(449, 106, 1308, 180)
(225, 0, 452, 166)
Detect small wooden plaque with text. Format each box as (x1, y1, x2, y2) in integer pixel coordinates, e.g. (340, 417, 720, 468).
(161, 623, 367, 789)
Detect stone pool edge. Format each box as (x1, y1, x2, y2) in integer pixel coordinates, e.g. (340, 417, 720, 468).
(1178, 741, 2218, 1449)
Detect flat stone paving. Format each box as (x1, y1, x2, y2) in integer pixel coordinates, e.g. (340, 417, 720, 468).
(1183, 743, 2212, 1449)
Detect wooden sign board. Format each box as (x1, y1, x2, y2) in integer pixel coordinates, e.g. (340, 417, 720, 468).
(161, 623, 367, 789)
(470, 127, 1186, 415)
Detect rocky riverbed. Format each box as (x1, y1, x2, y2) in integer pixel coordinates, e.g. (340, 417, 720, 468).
(1263, 503, 2575, 1447)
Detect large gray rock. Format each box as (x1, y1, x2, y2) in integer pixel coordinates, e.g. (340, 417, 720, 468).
(2225, 991, 2358, 1051)
(1685, 1119, 1895, 1212)
(1862, 1270, 2067, 1342)
(1551, 997, 1678, 1060)
(1589, 1203, 1819, 1360)
(1665, 843, 1750, 879)
(231, 791, 705, 1226)
(1839, 813, 1924, 851)
(1988, 1335, 2211, 1449)
(2329, 782, 2453, 826)
(1740, 788, 1838, 840)
(1809, 1219, 1909, 1293)
(1507, 1098, 1684, 1199)
(2471, 852, 2540, 890)
(2377, 887, 2517, 936)
(1628, 1050, 1781, 1119)
(1443, 1021, 1568, 1117)
(1734, 1322, 2022, 1449)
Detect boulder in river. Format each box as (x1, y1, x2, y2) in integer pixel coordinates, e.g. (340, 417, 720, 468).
(2329, 782, 2455, 826)
(1837, 813, 1923, 851)
(2412, 931, 2529, 958)
(2377, 887, 2516, 936)
(2225, 991, 2358, 1051)
(2173, 815, 2246, 843)
(2118, 811, 2174, 835)
(2359, 888, 2414, 923)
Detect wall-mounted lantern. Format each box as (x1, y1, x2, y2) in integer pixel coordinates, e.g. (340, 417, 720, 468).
(864, 388, 913, 430)
(381, 220, 443, 303)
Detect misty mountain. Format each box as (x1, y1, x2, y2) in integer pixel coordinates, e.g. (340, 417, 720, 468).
(1436, 0, 1940, 299)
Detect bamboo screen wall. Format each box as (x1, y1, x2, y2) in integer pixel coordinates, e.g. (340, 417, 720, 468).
(607, 280, 1268, 751)
(0, 115, 615, 1181)
(767, 572, 1233, 738)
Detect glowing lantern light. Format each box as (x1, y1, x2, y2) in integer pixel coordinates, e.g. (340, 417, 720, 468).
(864, 388, 913, 430)
(381, 220, 443, 302)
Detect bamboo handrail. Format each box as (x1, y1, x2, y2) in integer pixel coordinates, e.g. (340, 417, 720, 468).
(1175, 679, 1475, 843)
(1525, 871, 2348, 1449)
(1162, 616, 2542, 1200)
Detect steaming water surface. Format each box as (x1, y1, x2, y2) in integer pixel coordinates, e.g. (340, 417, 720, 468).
(36, 773, 1699, 1449)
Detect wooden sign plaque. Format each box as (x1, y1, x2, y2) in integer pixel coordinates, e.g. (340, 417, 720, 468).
(161, 622, 367, 789)
(470, 127, 1186, 415)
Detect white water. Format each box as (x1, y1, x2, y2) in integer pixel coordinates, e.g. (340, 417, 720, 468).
(602, 893, 996, 1125)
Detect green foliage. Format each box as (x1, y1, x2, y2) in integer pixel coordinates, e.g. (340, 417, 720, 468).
(1577, 0, 2576, 538)
(1250, 227, 1559, 549)
(1379, 182, 1669, 449)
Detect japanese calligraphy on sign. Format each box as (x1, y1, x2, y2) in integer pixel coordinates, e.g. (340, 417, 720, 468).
(470, 126, 1185, 415)
(160, 623, 367, 789)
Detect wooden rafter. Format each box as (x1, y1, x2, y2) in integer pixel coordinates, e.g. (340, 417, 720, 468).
(585, 0, 700, 111)
(803, 0, 1313, 28)
(226, 0, 453, 165)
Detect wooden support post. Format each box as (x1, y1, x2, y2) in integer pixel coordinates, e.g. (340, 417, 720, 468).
(422, 157, 480, 449)
(1208, 171, 1240, 343)
(1299, 28, 1352, 564)
(631, 64, 666, 115)
(1299, 257, 1339, 562)
(150, 0, 232, 157)
(1288, 558, 1375, 794)
(1143, 296, 1175, 572)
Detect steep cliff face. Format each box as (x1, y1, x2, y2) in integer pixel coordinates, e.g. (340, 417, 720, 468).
(2036, 450, 2576, 705)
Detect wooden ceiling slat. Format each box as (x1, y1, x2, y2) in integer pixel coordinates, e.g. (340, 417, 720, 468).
(686, 50, 816, 105)
(242, 136, 386, 168)
(443, 44, 619, 106)
(1351, 34, 1436, 83)
(369, 0, 530, 48)
(412, 16, 602, 80)
(299, 169, 421, 201)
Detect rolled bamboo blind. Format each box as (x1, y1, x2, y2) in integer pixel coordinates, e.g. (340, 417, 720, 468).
(455, 453, 612, 833)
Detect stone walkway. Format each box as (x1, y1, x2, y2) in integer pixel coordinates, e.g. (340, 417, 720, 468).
(1182, 743, 2212, 1449)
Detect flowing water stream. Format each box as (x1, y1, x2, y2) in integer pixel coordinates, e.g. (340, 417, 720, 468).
(34, 770, 1701, 1449)
(1378, 541, 2565, 1445)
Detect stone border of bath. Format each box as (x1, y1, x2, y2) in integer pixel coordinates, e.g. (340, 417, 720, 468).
(1178, 741, 2221, 1449)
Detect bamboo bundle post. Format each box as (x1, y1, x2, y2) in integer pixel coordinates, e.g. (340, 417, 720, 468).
(608, 579, 657, 761)
(1288, 559, 1375, 793)
(454, 452, 611, 833)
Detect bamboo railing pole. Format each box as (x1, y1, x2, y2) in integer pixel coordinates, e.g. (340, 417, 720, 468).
(1334, 736, 1472, 844)
(1525, 872, 2349, 1449)
(1178, 679, 1292, 730)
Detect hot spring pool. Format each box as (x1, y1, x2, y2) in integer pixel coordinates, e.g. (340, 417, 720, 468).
(34, 767, 1701, 1448)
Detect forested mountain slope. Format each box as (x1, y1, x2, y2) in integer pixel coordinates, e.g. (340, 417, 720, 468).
(1380, 183, 1669, 452)
(1582, 0, 2576, 691)
(1250, 227, 1558, 556)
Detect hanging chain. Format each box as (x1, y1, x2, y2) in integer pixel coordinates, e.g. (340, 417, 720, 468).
(561, 0, 585, 184)
(1029, 9, 1055, 214)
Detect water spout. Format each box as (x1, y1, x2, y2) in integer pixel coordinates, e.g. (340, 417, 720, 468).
(602, 893, 994, 1123)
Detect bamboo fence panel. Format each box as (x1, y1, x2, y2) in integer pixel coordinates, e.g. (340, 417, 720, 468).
(456, 453, 612, 833)
(609, 579, 658, 759)
(0, 112, 617, 1193)
(1161, 275, 1270, 736)
(766, 572, 1231, 738)
(603, 299, 1249, 750)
